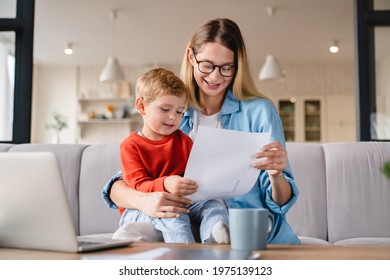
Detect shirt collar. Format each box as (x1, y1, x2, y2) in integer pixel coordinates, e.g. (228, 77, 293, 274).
(220, 88, 240, 115)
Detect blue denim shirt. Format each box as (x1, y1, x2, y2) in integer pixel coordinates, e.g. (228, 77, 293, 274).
(102, 89, 300, 244)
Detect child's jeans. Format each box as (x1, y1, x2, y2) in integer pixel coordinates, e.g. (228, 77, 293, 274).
(120, 199, 229, 243)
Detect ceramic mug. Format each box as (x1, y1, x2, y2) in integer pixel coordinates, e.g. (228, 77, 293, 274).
(229, 208, 273, 250)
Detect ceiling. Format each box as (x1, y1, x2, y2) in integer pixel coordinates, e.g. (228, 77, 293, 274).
(4, 0, 358, 68)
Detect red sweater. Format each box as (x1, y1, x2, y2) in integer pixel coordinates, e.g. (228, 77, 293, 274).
(120, 130, 193, 193)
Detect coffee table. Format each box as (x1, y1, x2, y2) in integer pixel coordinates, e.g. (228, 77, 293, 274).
(1, 243, 390, 260)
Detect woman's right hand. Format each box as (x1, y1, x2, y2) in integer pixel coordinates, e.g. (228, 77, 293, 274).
(137, 191, 193, 218)
(110, 179, 193, 218)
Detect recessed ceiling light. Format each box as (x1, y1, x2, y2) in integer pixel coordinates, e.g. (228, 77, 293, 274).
(329, 40, 339, 54)
(64, 43, 73, 55)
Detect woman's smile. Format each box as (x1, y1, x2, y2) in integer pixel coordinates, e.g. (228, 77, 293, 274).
(204, 79, 222, 89)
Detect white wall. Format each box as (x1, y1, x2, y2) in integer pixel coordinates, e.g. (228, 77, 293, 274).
(31, 65, 77, 143)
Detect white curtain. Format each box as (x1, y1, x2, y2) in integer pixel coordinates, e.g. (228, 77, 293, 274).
(0, 41, 14, 141)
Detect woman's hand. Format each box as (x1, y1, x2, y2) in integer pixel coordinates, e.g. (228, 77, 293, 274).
(252, 141, 287, 176)
(251, 141, 292, 205)
(110, 179, 193, 218)
(137, 191, 193, 218)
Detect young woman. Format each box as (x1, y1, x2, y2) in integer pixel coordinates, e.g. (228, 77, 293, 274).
(102, 18, 300, 244)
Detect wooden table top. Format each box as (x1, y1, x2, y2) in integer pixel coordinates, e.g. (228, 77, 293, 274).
(1, 242, 390, 260)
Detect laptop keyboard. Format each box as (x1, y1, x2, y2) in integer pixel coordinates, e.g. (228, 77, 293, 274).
(78, 241, 104, 246)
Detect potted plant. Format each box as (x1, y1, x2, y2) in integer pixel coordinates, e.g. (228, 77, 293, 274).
(382, 161, 390, 179)
(45, 112, 68, 143)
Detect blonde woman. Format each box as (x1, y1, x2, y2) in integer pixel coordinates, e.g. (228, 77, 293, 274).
(103, 18, 300, 244)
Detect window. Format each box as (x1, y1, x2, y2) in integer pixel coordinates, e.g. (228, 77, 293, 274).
(0, 0, 34, 143)
(355, 0, 390, 141)
(0, 32, 15, 141)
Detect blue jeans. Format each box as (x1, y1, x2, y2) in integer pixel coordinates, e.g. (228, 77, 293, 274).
(120, 199, 229, 243)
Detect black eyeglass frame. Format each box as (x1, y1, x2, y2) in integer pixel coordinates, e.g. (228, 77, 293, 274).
(191, 49, 236, 78)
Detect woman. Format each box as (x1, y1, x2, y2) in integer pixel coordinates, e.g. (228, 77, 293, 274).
(102, 18, 300, 244)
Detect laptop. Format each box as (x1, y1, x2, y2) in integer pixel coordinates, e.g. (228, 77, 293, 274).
(0, 152, 133, 253)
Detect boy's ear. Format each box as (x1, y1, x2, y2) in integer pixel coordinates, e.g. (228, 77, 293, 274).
(135, 97, 146, 115)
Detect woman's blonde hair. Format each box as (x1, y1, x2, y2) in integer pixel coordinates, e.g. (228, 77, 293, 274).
(180, 18, 269, 110)
(136, 67, 189, 108)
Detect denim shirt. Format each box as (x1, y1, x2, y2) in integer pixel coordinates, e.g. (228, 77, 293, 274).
(102, 89, 300, 244)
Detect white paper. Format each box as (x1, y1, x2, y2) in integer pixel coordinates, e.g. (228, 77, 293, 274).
(184, 126, 270, 202)
(82, 247, 171, 260)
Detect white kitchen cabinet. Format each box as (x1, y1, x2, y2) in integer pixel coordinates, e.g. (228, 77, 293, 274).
(278, 100, 296, 142)
(276, 96, 356, 143)
(277, 97, 324, 142)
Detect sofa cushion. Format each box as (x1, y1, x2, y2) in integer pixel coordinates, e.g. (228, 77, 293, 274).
(334, 237, 390, 246)
(324, 142, 390, 244)
(298, 236, 332, 245)
(285, 143, 328, 241)
(79, 143, 123, 235)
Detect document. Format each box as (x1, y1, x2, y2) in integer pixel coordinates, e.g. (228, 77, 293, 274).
(184, 126, 270, 202)
(82, 247, 171, 260)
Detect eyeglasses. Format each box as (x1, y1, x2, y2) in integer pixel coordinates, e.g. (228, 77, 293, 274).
(192, 49, 235, 77)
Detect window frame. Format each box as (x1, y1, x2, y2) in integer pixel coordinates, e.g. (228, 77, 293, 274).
(355, 0, 390, 141)
(0, 0, 34, 143)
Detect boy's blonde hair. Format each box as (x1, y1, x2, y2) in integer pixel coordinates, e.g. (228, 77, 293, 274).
(135, 67, 189, 108)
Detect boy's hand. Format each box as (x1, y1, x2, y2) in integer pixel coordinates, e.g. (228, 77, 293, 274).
(164, 175, 198, 196)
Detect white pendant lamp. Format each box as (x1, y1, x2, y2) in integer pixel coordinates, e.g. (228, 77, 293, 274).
(100, 57, 125, 82)
(258, 54, 284, 81)
(99, 10, 125, 83)
(258, 6, 284, 81)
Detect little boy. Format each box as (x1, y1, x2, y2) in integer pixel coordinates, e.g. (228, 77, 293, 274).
(119, 67, 229, 243)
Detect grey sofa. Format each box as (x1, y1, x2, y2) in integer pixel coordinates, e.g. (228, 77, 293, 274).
(1, 142, 390, 245)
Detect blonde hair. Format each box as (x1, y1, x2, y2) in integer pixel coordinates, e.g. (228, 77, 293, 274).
(180, 18, 269, 110)
(135, 67, 189, 107)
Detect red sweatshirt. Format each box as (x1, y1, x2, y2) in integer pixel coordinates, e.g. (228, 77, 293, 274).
(120, 130, 193, 193)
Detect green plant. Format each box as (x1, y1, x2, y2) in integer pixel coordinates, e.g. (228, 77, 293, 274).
(383, 161, 390, 179)
(45, 112, 68, 132)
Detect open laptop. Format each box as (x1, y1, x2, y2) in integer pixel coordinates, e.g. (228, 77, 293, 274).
(0, 152, 132, 253)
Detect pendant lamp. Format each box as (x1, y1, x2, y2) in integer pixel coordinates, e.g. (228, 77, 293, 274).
(99, 10, 125, 83)
(258, 54, 284, 81)
(258, 7, 284, 81)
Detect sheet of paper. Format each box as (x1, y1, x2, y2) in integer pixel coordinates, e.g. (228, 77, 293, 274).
(82, 247, 171, 260)
(184, 126, 270, 202)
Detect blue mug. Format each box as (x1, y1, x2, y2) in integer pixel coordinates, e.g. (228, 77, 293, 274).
(229, 208, 273, 250)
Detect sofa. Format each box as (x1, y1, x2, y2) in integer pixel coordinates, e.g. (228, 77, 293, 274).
(1, 141, 390, 245)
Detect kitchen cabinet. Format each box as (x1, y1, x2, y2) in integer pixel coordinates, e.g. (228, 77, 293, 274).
(304, 100, 321, 142)
(277, 96, 356, 143)
(277, 97, 324, 142)
(278, 100, 296, 142)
